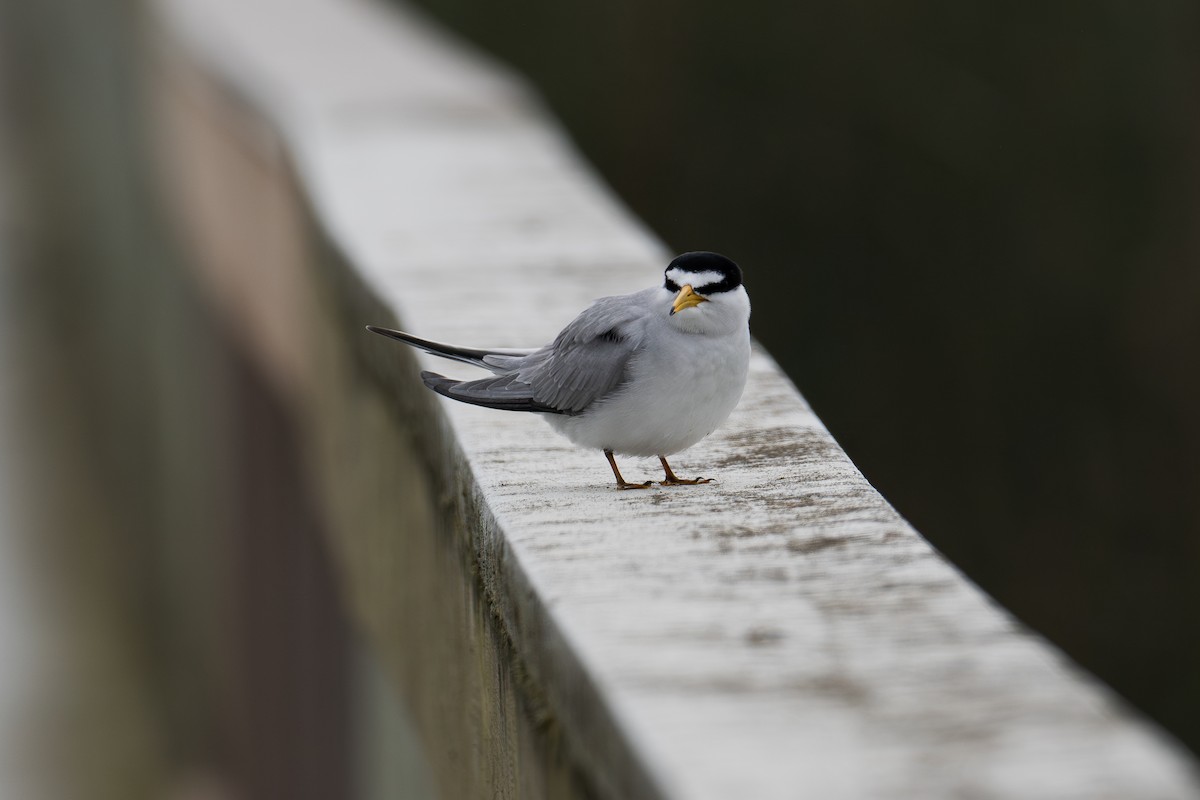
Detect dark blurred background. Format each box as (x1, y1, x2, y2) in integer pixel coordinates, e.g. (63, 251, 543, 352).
(1, 0, 1197, 794)
(404, 0, 1200, 753)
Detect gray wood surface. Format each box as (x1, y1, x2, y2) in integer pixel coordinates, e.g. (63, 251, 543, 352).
(153, 0, 1200, 796)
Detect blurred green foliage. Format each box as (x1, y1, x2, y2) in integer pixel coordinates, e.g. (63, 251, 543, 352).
(407, 0, 1200, 753)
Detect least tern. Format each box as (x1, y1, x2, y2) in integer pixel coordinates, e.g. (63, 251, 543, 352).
(367, 251, 751, 489)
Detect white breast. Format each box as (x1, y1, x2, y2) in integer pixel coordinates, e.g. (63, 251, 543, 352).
(544, 325, 751, 457)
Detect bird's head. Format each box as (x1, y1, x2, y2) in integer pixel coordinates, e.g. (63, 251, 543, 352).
(663, 252, 751, 334)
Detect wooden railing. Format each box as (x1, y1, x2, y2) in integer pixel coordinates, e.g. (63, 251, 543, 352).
(149, 0, 1200, 796)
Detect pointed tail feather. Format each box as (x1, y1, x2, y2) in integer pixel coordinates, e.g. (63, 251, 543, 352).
(366, 325, 533, 372)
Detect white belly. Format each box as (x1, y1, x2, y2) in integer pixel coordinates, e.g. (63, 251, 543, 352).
(544, 327, 750, 457)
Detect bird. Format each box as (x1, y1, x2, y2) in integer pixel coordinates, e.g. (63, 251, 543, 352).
(366, 251, 751, 490)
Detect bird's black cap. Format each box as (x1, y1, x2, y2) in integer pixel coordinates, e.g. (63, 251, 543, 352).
(663, 252, 742, 294)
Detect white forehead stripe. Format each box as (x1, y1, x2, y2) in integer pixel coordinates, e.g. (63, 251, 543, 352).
(666, 268, 726, 289)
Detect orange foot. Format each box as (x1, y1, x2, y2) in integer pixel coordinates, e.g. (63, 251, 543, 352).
(604, 450, 654, 491)
(660, 476, 713, 486)
(658, 456, 715, 486)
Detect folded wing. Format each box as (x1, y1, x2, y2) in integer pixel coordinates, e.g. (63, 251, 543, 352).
(376, 294, 648, 415)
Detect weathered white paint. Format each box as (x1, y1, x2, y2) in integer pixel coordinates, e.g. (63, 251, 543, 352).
(153, 0, 1200, 797)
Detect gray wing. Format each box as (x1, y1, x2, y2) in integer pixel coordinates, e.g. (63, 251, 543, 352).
(422, 291, 652, 415)
(421, 371, 563, 413)
(517, 293, 649, 413)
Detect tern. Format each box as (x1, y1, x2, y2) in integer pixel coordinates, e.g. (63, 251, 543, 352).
(367, 252, 751, 489)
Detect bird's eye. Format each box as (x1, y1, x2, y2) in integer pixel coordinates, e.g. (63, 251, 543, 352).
(664, 278, 680, 293)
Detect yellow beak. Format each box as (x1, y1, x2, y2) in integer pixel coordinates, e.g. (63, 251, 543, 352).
(671, 284, 708, 315)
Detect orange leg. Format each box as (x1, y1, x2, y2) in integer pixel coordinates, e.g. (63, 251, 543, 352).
(659, 456, 714, 486)
(605, 450, 653, 490)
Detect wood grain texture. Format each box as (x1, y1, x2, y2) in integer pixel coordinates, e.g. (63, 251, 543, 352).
(153, 0, 1200, 797)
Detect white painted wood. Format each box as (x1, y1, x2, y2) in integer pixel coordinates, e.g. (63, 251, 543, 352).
(153, 0, 1200, 797)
